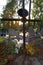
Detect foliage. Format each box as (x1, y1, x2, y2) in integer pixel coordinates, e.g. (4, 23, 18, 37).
(1, 0, 19, 29)
(13, 22, 19, 29)
(19, 44, 24, 51)
(2, 0, 17, 18)
(0, 58, 7, 65)
(0, 40, 7, 65)
(32, 0, 43, 27)
(0, 36, 4, 43)
(19, 23, 29, 32)
(26, 43, 35, 55)
(0, 37, 43, 65)
(5, 40, 18, 55)
(25, 38, 43, 56)
(0, 39, 18, 65)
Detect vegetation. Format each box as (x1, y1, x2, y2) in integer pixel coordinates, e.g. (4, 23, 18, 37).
(26, 38, 43, 56)
(0, 37, 43, 65)
(0, 0, 43, 65)
(0, 36, 4, 43)
(32, 0, 43, 28)
(0, 39, 18, 65)
(1, 0, 19, 29)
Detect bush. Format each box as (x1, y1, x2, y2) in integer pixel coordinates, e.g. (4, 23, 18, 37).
(0, 40, 18, 65)
(5, 40, 17, 55)
(26, 43, 35, 55)
(25, 38, 43, 56)
(0, 36, 4, 43)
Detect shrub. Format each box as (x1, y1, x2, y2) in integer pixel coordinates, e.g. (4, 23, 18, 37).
(0, 36, 4, 43)
(25, 38, 43, 56)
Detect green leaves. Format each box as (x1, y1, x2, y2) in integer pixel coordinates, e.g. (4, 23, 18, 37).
(32, 0, 43, 27)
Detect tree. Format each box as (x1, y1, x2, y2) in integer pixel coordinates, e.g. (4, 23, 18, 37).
(2, 0, 19, 29)
(3, 0, 17, 18)
(32, 0, 43, 28)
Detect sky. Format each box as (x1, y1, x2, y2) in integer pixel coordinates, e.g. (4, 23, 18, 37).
(0, 0, 33, 18)
(0, 0, 7, 16)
